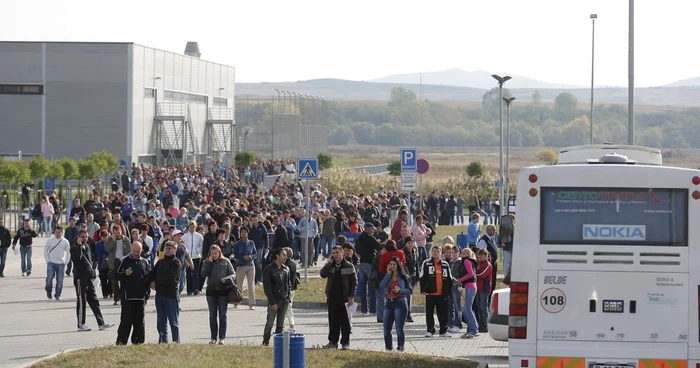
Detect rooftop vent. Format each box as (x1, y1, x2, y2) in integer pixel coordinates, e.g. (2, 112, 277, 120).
(184, 42, 201, 58)
(586, 153, 637, 165)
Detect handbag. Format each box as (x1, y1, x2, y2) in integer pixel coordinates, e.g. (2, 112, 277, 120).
(227, 282, 243, 304)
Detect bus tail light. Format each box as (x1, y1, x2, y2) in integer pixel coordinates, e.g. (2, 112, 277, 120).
(693, 176, 700, 185)
(509, 281, 529, 339)
(491, 292, 499, 315)
(693, 191, 700, 200)
(529, 188, 538, 197)
(529, 174, 538, 183)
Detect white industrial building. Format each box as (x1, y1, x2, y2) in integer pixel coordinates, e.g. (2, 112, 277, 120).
(0, 41, 235, 166)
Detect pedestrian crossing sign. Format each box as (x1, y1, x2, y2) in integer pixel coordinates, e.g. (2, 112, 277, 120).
(297, 158, 319, 180)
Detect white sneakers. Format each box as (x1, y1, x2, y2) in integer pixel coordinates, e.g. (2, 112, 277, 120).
(99, 323, 115, 331)
(77, 324, 91, 332)
(424, 332, 433, 338)
(439, 332, 452, 338)
(448, 326, 461, 333)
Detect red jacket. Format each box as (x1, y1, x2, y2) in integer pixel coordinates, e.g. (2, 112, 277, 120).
(390, 217, 405, 242)
(379, 249, 406, 274)
(476, 259, 493, 293)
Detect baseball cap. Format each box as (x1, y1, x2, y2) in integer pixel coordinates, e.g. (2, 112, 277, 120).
(172, 229, 183, 236)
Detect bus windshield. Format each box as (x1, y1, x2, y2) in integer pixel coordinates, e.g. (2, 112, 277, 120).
(540, 187, 688, 246)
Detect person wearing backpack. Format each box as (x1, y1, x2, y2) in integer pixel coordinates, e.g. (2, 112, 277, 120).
(457, 248, 479, 339)
(445, 245, 463, 333)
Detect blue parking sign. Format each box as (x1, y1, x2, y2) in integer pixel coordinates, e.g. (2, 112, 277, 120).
(400, 148, 417, 172)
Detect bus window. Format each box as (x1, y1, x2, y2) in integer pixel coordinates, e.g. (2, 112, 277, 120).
(540, 187, 688, 246)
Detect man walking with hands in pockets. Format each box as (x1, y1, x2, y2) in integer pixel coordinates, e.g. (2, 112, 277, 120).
(320, 246, 357, 350)
(115, 242, 150, 345)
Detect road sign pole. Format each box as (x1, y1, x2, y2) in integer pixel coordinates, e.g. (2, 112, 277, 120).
(304, 178, 310, 284)
(420, 174, 423, 212)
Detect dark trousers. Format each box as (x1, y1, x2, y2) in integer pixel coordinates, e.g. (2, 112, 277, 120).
(186, 258, 201, 294)
(116, 299, 146, 345)
(0, 247, 6, 275)
(476, 292, 490, 332)
(327, 299, 351, 345)
(425, 294, 449, 335)
(110, 268, 121, 303)
(206, 295, 228, 340)
(263, 300, 289, 344)
(74, 278, 105, 327)
(66, 260, 73, 275)
(99, 267, 111, 298)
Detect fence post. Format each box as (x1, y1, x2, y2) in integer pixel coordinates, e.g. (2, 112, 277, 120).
(67, 185, 72, 224)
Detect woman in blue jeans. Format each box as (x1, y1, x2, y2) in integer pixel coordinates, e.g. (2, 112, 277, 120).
(459, 248, 480, 339)
(380, 257, 413, 351)
(200, 245, 235, 345)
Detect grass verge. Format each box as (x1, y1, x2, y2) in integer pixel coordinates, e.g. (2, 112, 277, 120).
(31, 344, 479, 368)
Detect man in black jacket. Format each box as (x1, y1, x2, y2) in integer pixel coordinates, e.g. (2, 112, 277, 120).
(354, 223, 381, 314)
(115, 242, 150, 345)
(71, 229, 114, 332)
(0, 219, 11, 277)
(273, 217, 289, 249)
(13, 219, 38, 276)
(419, 245, 453, 338)
(282, 247, 299, 331)
(150, 241, 182, 343)
(320, 246, 357, 350)
(262, 247, 291, 346)
(64, 217, 79, 276)
(248, 214, 268, 284)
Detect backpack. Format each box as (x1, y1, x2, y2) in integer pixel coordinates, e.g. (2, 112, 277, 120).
(32, 204, 42, 218)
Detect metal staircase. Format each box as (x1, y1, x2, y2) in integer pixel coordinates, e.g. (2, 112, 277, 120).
(152, 102, 199, 166)
(205, 107, 235, 164)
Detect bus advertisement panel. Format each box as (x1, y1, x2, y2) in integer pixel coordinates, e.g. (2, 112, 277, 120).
(540, 187, 688, 246)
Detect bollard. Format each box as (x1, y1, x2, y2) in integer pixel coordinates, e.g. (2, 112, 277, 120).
(283, 330, 290, 368)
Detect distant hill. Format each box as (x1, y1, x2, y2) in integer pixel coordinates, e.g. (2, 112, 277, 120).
(369, 68, 584, 89)
(236, 79, 700, 107)
(664, 77, 700, 87)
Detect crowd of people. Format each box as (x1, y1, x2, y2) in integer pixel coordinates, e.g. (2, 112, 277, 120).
(0, 160, 515, 351)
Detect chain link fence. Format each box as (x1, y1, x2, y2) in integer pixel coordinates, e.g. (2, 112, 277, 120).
(235, 95, 329, 159)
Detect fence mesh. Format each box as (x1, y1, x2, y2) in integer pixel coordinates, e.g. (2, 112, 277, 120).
(235, 95, 329, 159)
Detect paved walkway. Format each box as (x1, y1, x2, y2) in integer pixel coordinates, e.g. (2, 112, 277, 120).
(0, 238, 508, 368)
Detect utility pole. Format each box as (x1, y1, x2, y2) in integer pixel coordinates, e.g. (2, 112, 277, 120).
(628, 0, 635, 145)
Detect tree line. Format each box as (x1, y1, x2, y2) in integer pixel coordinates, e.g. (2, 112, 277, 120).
(259, 86, 698, 149)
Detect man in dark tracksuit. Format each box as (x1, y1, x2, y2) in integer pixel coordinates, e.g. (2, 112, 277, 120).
(419, 245, 453, 337)
(71, 229, 114, 332)
(0, 219, 11, 277)
(115, 242, 150, 345)
(64, 218, 79, 276)
(320, 246, 357, 350)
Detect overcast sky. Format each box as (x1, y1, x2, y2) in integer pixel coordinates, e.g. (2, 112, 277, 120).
(1, 0, 697, 87)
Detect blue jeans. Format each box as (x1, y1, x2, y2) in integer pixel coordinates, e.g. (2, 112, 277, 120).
(320, 235, 335, 258)
(179, 268, 186, 300)
(375, 286, 386, 321)
(43, 216, 52, 234)
(449, 287, 462, 329)
(20, 246, 32, 273)
(206, 295, 228, 340)
(0, 247, 7, 275)
(463, 287, 478, 334)
(156, 295, 180, 343)
(383, 297, 408, 350)
(356, 263, 376, 314)
(313, 236, 321, 262)
(45, 262, 65, 298)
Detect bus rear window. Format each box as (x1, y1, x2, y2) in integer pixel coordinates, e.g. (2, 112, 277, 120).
(540, 187, 688, 246)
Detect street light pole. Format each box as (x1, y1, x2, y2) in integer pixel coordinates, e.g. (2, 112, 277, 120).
(491, 74, 511, 208)
(628, 0, 635, 145)
(590, 14, 597, 145)
(274, 89, 281, 159)
(503, 97, 516, 207)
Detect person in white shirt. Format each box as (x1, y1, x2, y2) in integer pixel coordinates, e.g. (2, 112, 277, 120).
(44, 226, 71, 301)
(138, 224, 154, 259)
(182, 221, 204, 295)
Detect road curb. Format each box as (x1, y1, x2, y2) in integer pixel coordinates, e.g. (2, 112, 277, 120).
(20, 348, 82, 368)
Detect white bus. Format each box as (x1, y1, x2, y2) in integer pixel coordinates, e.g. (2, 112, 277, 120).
(508, 146, 698, 368)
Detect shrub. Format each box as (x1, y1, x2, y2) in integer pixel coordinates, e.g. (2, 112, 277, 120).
(317, 153, 333, 170)
(466, 161, 485, 178)
(387, 160, 401, 176)
(535, 149, 558, 164)
(234, 151, 256, 167)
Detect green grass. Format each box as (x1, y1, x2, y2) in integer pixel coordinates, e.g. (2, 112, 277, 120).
(32, 344, 479, 368)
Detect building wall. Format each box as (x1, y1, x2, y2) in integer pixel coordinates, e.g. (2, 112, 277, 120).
(0, 42, 129, 160)
(130, 44, 235, 164)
